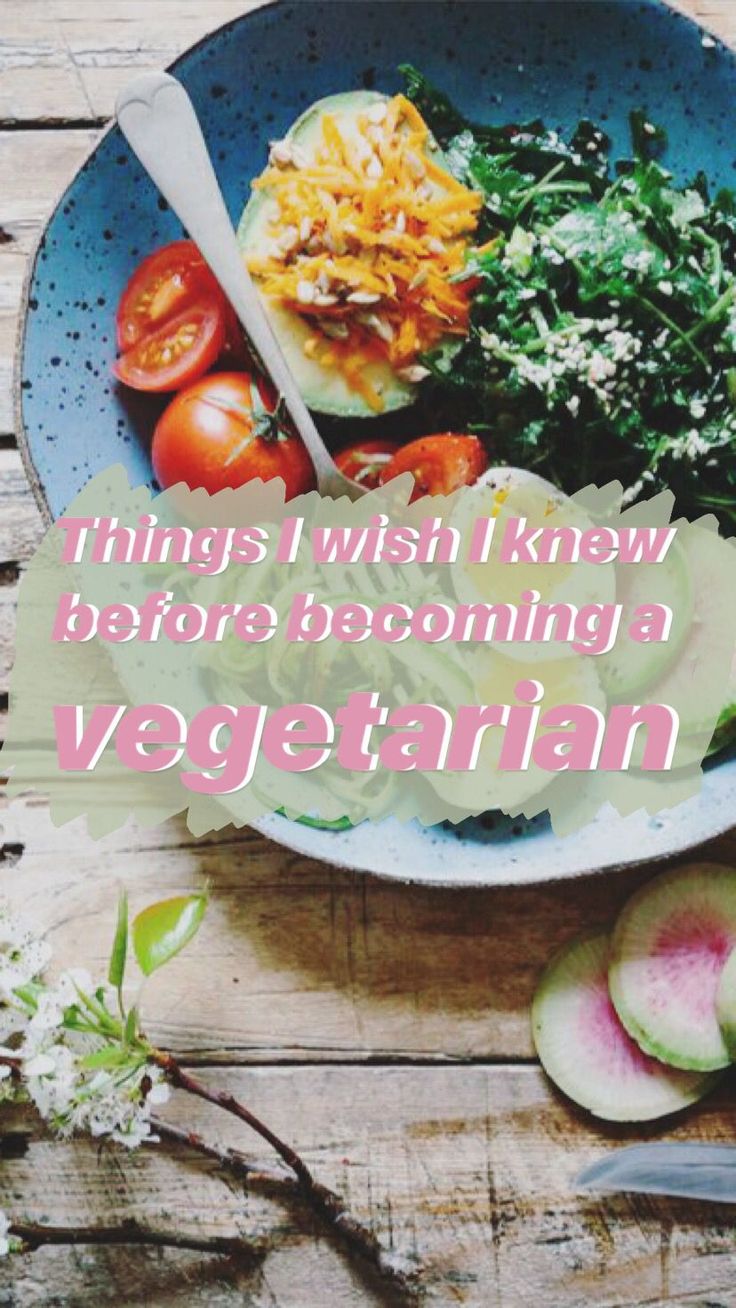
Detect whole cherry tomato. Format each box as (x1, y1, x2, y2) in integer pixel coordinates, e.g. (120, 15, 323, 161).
(152, 371, 316, 499)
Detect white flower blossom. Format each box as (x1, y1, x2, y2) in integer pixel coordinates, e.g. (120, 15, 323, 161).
(0, 906, 52, 1044)
(0, 902, 174, 1153)
(0, 910, 51, 999)
(19, 1010, 167, 1150)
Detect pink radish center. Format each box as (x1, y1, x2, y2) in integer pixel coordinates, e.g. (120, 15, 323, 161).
(579, 972, 667, 1079)
(648, 910, 734, 1022)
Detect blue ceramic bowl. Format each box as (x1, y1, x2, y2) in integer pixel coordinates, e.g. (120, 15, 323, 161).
(17, 0, 736, 883)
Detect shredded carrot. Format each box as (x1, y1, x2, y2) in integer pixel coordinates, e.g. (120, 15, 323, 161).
(245, 93, 482, 408)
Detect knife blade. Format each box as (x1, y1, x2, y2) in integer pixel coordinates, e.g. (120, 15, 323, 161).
(577, 1143, 736, 1203)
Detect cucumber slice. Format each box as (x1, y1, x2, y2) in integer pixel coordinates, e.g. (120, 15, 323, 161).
(610, 864, 736, 1071)
(716, 946, 736, 1058)
(636, 528, 733, 739)
(598, 536, 692, 700)
(237, 91, 452, 417)
(532, 931, 717, 1121)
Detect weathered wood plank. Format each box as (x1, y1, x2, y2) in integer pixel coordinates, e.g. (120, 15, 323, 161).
(0, 2, 262, 123)
(2, 793, 735, 1063)
(0, 572, 19, 693)
(0, 447, 44, 562)
(1, 1064, 736, 1306)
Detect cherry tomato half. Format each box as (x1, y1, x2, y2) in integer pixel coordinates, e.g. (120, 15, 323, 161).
(335, 439, 400, 490)
(379, 433, 488, 501)
(113, 296, 226, 393)
(114, 240, 230, 392)
(115, 240, 219, 351)
(152, 371, 316, 500)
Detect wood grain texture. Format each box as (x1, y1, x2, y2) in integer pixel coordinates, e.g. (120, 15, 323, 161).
(0, 2, 261, 124)
(2, 1066, 736, 1307)
(2, 795, 736, 1064)
(1, 2, 736, 1305)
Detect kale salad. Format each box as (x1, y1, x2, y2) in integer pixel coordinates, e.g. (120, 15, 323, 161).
(402, 65, 736, 529)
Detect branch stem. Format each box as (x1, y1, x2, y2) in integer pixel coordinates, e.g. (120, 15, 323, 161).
(9, 1217, 264, 1264)
(152, 1053, 421, 1300)
(152, 1118, 294, 1191)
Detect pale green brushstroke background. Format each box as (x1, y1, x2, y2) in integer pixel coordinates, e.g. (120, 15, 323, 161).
(5, 465, 735, 838)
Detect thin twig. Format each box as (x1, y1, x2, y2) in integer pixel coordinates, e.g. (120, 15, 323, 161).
(152, 1052, 422, 1301)
(9, 1217, 265, 1264)
(152, 1119, 295, 1192)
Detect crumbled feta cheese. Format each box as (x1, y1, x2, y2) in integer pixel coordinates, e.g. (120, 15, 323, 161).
(622, 249, 655, 276)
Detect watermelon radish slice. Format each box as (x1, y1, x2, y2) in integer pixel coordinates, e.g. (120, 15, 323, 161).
(610, 864, 736, 1071)
(532, 932, 717, 1121)
(716, 946, 736, 1058)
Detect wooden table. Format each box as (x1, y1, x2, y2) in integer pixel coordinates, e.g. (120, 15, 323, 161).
(1, 2, 736, 1303)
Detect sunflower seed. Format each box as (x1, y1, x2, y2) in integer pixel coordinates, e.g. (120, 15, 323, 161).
(268, 139, 292, 166)
(396, 365, 431, 383)
(405, 150, 426, 179)
(408, 269, 428, 290)
(278, 225, 299, 252)
(357, 312, 394, 342)
(366, 101, 388, 124)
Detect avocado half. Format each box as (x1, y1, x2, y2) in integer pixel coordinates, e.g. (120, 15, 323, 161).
(237, 91, 423, 419)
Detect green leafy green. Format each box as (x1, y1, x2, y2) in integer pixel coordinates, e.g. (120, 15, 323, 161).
(403, 67, 736, 529)
(132, 894, 207, 977)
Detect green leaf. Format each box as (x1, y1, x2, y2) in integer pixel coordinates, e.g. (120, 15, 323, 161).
(124, 1006, 138, 1045)
(108, 889, 128, 989)
(12, 981, 43, 1012)
(132, 894, 208, 977)
(80, 1046, 131, 1070)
